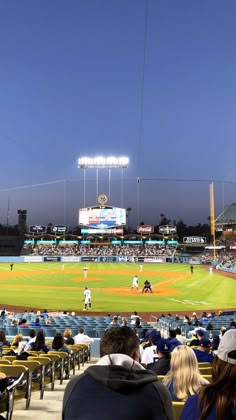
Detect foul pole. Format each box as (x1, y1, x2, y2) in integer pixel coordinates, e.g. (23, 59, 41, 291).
(209, 182, 216, 261)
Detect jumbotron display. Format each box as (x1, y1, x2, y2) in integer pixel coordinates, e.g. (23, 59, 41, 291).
(79, 206, 126, 228)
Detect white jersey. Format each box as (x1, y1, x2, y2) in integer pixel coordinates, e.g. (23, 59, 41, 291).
(141, 345, 158, 365)
(84, 289, 91, 303)
(132, 276, 138, 287)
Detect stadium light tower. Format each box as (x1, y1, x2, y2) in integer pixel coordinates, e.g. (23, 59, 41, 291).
(78, 156, 129, 207)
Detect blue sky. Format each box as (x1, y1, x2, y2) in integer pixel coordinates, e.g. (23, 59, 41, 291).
(0, 0, 236, 228)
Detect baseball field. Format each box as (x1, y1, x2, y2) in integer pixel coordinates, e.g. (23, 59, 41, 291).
(0, 262, 235, 314)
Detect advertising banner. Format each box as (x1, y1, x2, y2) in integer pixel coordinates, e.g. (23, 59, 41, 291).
(137, 225, 154, 234)
(98, 256, 117, 262)
(24, 256, 43, 263)
(43, 257, 61, 262)
(51, 226, 68, 234)
(143, 257, 166, 263)
(183, 237, 206, 244)
(62, 256, 81, 262)
(189, 259, 202, 265)
(81, 256, 97, 262)
(159, 225, 177, 234)
(81, 228, 124, 234)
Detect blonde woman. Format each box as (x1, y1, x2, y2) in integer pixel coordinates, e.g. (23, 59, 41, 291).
(11, 333, 27, 354)
(163, 345, 209, 401)
(63, 329, 74, 345)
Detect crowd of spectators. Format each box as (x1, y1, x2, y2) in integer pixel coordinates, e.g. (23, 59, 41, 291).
(25, 243, 177, 257)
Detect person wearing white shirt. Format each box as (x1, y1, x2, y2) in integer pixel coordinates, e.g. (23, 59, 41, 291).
(73, 328, 94, 344)
(141, 330, 161, 365)
(130, 311, 140, 325)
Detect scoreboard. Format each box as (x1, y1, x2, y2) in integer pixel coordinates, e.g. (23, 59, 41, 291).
(79, 206, 126, 228)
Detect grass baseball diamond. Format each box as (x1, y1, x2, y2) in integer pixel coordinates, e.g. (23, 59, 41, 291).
(0, 262, 235, 313)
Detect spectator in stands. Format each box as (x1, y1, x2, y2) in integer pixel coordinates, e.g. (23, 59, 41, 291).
(183, 315, 191, 324)
(63, 327, 174, 420)
(190, 329, 205, 347)
(193, 339, 214, 363)
(147, 338, 171, 375)
(18, 318, 29, 327)
(181, 329, 236, 419)
(130, 311, 140, 325)
(163, 345, 209, 402)
(0, 331, 10, 347)
(24, 329, 36, 351)
(51, 333, 71, 354)
(211, 335, 220, 353)
(134, 318, 142, 329)
(63, 329, 74, 345)
(191, 312, 198, 322)
(110, 316, 120, 326)
(175, 328, 187, 345)
(220, 326, 227, 338)
(11, 333, 24, 348)
(141, 330, 161, 366)
(206, 323, 213, 331)
(73, 327, 94, 345)
(30, 331, 49, 353)
(31, 317, 41, 327)
(11, 333, 28, 354)
(0, 310, 6, 319)
(41, 309, 49, 319)
(167, 330, 182, 351)
(121, 317, 128, 326)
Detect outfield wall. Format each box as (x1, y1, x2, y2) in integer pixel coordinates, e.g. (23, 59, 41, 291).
(0, 255, 191, 263)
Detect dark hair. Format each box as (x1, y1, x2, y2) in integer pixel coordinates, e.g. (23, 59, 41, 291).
(19, 318, 27, 325)
(32, 330, 45, 350)
(0, 330, 8, 345)
(135, 318, 141, 328)
(52, 333, 64, 350)
(100, 327, 139, 358)
(198, 355, 236, 420)
(78, 327, 84, 334)
(175, 328, 181, 335)
(29, 329, 36, 338)
(169, 329, 176, 338)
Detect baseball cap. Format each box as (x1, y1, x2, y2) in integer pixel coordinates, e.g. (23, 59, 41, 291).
(156, 338, 171, 353)
(196, 329, 205, 337)
(217, 329, 236, 365)
(148, 330, 161, 345)
(199, 338, 211, 348)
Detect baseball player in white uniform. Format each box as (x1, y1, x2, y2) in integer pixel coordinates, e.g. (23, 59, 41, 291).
(83, 287, 91, 310)
(131, 275, 139, 292)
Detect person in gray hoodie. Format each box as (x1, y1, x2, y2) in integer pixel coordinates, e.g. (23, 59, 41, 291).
(63, 327, 174, 420)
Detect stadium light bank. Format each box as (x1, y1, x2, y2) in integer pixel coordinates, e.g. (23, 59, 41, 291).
(78, 156, 129, 169)
(78, 156, 130, 208)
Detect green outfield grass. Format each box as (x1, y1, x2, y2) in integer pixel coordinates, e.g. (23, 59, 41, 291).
(0, 262, 235, 312)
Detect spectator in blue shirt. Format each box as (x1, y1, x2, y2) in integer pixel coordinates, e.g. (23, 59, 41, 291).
(193, 339, 214, 363)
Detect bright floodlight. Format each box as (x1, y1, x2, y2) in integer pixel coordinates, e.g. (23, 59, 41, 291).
(78, 156, 129, 168)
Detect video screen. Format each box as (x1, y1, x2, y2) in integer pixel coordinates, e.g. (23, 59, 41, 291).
(79, 206, 126, 228)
